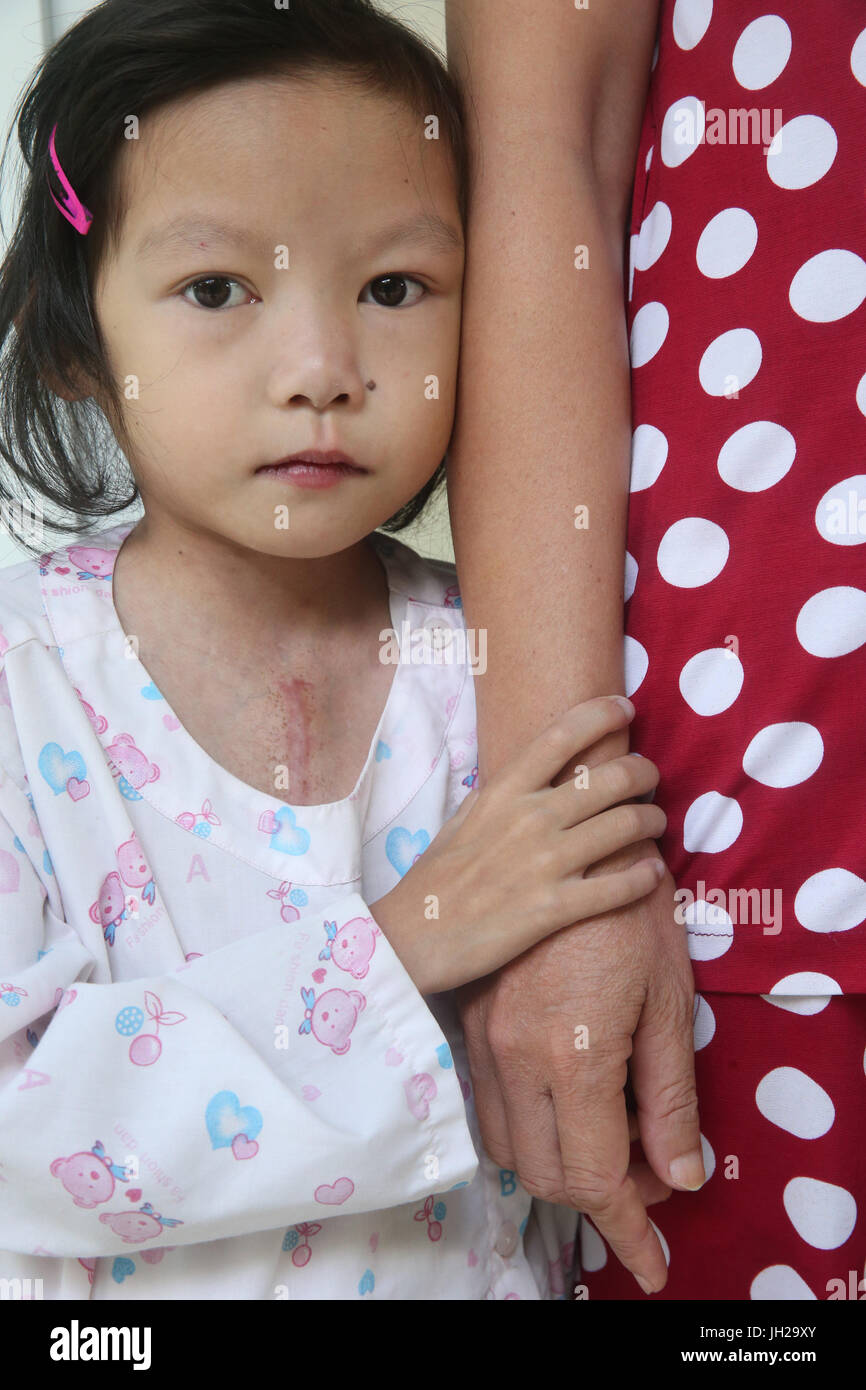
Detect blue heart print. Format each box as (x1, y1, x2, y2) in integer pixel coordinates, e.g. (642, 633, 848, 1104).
(435, 1043, 453, 1069)
(37, 742, 86, 795)
(385, 826, 430, 877)
(358, 1269, 375, 1296)
(112, 1257, 136, 1283)
(205, 1090, 263, 1150)
(268, 807, 311, 856)
(140, 682, 164, 700)
(374, 740, 391, 761)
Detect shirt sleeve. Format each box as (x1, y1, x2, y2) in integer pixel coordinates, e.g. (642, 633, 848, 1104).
(0, 775, 478, 1257)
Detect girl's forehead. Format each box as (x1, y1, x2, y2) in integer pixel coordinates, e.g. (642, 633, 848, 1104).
(109, 80, 461, 265)
(118, 74, 458, 223)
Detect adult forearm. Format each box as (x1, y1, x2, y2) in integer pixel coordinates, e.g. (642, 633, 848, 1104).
(448, 142, 633, 784)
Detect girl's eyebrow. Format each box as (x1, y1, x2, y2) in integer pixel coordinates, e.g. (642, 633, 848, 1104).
(135, 210, 463, 261)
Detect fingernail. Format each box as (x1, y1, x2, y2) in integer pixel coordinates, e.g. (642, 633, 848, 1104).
(612, 696, 635, 715)
(636, 1274, 656, 1295)
(669, 1150, 706, 1190)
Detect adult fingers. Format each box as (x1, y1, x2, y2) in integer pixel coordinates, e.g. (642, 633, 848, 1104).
(552, 1049, 670, 1293)
(629, 959, 705, 1195)
(455, 979, 517, 1170)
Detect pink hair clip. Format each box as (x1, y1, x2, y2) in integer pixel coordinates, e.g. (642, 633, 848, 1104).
(46, 123, 93, 235)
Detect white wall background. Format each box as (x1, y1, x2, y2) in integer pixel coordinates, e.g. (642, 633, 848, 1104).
(0, 0, 452, 567)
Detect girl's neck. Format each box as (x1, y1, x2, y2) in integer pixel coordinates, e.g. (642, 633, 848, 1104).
(113, 514, 392, 662)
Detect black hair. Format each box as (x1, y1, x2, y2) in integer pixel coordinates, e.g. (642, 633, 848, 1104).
(0, 0, 467, 558)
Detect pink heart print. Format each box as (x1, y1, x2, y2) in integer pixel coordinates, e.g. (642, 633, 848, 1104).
(314, 1176, 354, 1206)
(54, 567, 70, 575)
(163, 715, 180, 731)
(369, 1233, 379, 1253)
(312, 968, 326, 984)
(257, 810, 279, 834)
(125, 1188, 143, 1203)
(385, 1047, 403, 1067)
(66, 777, 90, 801)
(231, 1133, 259, 1161)
(301, 1085, 321, 1102)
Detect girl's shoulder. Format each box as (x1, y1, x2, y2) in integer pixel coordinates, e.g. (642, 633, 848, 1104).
(0, 548, 57, 660)
(370, 531, 463, 618)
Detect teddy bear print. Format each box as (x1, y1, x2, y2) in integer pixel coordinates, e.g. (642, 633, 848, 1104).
(106, 733, 160, 790)
(67, 546, 115, 582)
(50, 1140, 130, 1208)
(318, 915, 379, 980)
(99, 1201, 183, 1244)
(298, 985, 366, 1055)
(89, 833, 156, 945)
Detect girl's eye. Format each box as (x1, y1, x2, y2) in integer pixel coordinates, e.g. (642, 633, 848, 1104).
(180, 276, 252, 311)
(361, 274, 426, 309)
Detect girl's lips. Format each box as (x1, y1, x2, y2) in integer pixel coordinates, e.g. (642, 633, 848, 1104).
(256, 460, 365, 489)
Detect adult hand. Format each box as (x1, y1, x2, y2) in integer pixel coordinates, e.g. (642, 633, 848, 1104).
(456, 845, 703, 1295)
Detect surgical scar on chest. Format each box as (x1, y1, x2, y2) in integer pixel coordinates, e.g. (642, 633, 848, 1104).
(264, 676, 316, 801)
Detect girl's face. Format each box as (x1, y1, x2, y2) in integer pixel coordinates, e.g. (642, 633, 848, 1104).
(91, 71, 464, 557)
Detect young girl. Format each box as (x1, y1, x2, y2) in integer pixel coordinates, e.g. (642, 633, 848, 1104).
(0, 0, 666, 1300)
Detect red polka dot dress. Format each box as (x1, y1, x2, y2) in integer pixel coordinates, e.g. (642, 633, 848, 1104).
(579, 0, 866, 1300)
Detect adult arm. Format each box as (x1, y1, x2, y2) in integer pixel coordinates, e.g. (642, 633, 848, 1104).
(444, 0, 703, 1294)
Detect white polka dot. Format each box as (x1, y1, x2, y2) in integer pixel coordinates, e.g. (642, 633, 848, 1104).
(649, 1219, 670, 1267)
(762, 973, 841, 1016)
(630, 423, 668, 491)
(796, 586, 866, 657)
(767, 971, 842, 997)
(857, 371, 866, 418)
(815, 474, 866, 546)
(579, 1217, 607, 1273)
(699, 328, 762, 396)
(756, 1067, 835, 1139)
(624, 635, 648, 697)
(673, 0, 713, 50)
(732, 15, 792, 89)
(624, 551, 638, 602)
(693, 993, 716, 1049)
(700, 1133, 716, 1181)
(683, 792, 743, 853)
(762, 994, 835, 1016)
(685, 899, 734, 960)
(628, 232, 638, 301)
(742, 722, 824, 788)
(634, 201, 672, 272)
(790, 249, 866, 323)
(661, 95, 705, 168)
(751, 1265, 816, 1300)
(852, 28, 866, 86)
(795, 868, 866, 934)
(766, 115, 837, 190)
(657, 518, 729, 587)
(717, 421, 796, 491)
(679, 647, 744, 715)
(645, 144, 654, 173)
(630, 301, 670, 367)
(696, 207, 757, 278)
(783, 1177, 857, 1251)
